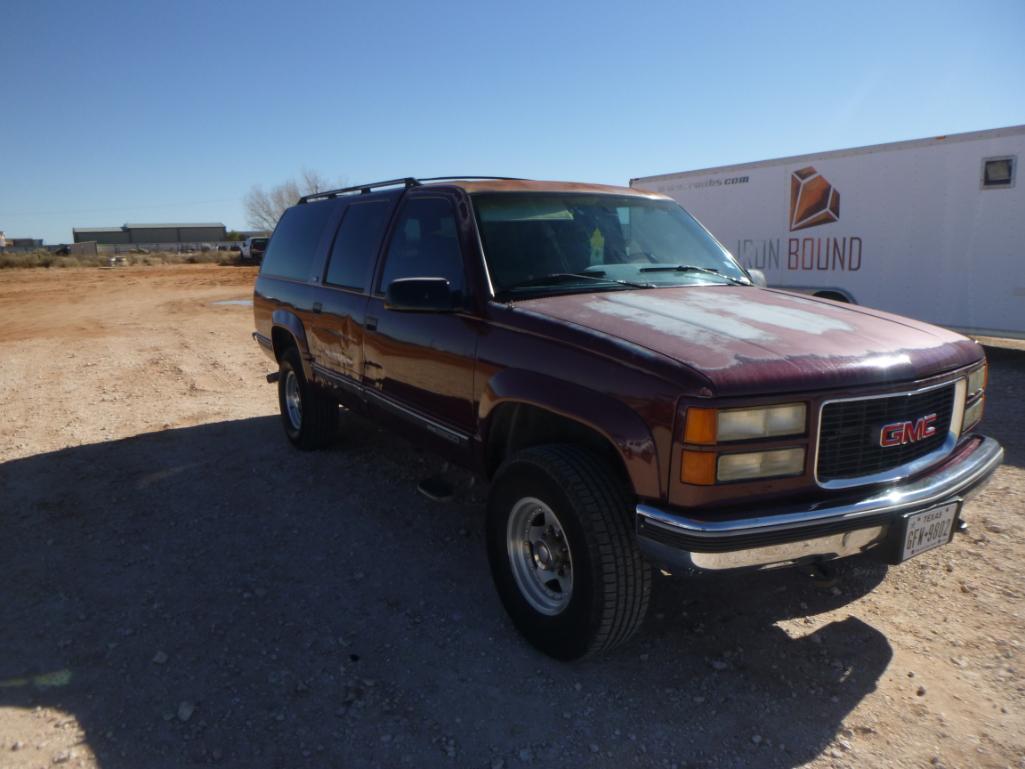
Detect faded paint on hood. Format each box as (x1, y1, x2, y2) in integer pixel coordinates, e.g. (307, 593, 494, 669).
(516, 286, 981, 396)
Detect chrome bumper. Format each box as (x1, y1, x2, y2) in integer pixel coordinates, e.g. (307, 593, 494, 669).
(636, 435, 1003, 574)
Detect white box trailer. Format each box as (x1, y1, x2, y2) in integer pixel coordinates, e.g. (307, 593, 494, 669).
(631, 125, 1024, 338)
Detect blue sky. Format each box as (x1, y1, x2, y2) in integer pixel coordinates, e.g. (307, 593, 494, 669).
(3, 0, 1023, 244)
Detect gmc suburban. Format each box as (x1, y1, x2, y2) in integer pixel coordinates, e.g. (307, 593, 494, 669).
(252, 176, 1002, 659)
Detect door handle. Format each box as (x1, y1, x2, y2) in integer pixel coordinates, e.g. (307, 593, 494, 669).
(366, 315, 378, 331)
(312, 302, 323, 314)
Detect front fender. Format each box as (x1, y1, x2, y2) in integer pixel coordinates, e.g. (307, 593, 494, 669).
(480, 368, 660, 499)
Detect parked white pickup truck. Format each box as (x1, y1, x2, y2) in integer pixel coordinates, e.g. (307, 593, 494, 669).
(240, 236, 268, 262)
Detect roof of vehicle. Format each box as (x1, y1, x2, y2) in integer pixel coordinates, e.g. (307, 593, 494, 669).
(425, 178, 669, 198)
(297, 177, 669, 204)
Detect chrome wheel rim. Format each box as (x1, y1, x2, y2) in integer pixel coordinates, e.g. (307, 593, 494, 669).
(284, 370, 302, 430)
(507, 497, 573, 616)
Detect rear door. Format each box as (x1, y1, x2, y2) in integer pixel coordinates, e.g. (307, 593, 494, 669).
(306, 193, 398, 399)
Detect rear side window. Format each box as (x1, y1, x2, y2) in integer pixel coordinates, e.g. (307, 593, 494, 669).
(377, 196, 464, 294)
(324, 199, 392, 291)
(260, 200, 336, 281)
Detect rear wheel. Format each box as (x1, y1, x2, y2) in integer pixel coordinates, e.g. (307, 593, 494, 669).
(486, 445, 651, 659)
(277, 346, 338, 450)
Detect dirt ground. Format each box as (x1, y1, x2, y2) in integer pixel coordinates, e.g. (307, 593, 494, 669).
(0, 265, 1022, 769)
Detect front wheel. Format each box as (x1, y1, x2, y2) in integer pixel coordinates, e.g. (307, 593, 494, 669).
(486, 445, 651, 659)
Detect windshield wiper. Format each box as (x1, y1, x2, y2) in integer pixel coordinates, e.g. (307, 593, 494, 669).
(496, 271, 649, 298)
(638, 264, 749, 285)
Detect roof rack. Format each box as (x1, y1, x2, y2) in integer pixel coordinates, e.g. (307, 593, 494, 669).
(416, 176, 526, 183)
(298, 176, 526, 204)
(299, 177, 418, 204)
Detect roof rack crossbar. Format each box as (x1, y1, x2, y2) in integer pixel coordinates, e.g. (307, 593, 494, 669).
(298, 176, 527, 204)
(299, 177, 419, 204)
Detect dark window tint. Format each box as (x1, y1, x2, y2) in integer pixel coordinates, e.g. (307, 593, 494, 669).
(260, 200, 336, 281)
(378, 197, 464, 294)
(325, 200, 392, 290)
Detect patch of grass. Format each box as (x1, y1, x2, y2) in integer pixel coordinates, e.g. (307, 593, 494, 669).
(0, 249, 242, 269)
(0, 250, 55, 269)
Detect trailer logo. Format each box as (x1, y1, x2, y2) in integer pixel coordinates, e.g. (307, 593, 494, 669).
(879, 414, 938, 447)
(790, 166, 840, 231)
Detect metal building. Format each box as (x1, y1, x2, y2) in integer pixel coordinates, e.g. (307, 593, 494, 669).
(72, 223, 227, 244)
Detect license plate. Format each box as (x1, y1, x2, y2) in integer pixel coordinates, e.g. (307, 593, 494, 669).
(901, 502, 959, 561)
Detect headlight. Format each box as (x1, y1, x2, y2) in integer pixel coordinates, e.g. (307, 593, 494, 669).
(716, 404, 807, 441)
(966, 364, 987, 398)
(680, 403, 808, 484)
(963, 397, 985, 431)
(717, 448, 806, 482)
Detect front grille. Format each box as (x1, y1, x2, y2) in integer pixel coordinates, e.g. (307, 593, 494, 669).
(817, 384, 955, 482)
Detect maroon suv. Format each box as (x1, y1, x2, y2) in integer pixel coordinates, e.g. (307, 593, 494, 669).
(252, 176, 1002, 659)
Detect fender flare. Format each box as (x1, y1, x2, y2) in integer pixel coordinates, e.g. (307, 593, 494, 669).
(480, 369, 660, 498)
(270, 309, 314, 380)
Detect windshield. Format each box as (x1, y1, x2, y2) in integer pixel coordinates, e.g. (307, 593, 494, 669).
(472, 192, 748, 298)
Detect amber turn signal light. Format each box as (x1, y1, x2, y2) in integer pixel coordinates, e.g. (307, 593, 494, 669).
(681, 450, 717, 485)
(683, 407, 717, 445)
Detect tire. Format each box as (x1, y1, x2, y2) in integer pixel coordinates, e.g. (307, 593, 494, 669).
(486, 445, 651, 659)
(277, 346, 338, 450)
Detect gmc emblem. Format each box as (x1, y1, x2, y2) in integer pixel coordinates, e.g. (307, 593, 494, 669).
(880, 414, 938, 447)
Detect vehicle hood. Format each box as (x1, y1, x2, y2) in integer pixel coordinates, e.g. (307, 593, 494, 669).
(515, 286, 981, 396)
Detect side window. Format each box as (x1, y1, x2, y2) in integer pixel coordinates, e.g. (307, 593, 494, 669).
(377, 197, 465, 295)
(260, 200, 336, 281)
(324, 199, 392, 291)
(981, 156, 1016, 189)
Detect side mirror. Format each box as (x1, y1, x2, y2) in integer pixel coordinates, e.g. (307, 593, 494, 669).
(385, 277, 457, 312)
(747, 268, 768, 287)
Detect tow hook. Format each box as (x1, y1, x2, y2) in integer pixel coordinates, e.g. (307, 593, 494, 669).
(955, 519, 969, 534)
(800, 561, 838, 588)
(266, 372, 280, 384)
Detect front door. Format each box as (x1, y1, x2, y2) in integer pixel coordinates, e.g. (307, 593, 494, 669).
(362, 192, 480, 443)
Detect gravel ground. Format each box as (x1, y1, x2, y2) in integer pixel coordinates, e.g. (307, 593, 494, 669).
(0, 265, 1022, 769)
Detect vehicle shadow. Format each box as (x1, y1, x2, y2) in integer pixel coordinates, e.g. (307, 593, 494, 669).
(1, 415, 890, 769)
(981, 345, 1025, 468)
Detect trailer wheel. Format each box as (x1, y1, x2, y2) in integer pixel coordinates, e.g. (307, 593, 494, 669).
(814, 291, 850, 303)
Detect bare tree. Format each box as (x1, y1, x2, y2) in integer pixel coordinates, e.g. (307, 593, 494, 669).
(243, 169, 339, 231)
(299, 168, 331, 195)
